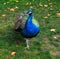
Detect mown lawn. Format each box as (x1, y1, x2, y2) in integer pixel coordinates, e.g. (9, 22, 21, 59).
(0, 0, 60, 59)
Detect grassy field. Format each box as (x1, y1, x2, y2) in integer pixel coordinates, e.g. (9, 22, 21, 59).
(0, 0, 60, 59)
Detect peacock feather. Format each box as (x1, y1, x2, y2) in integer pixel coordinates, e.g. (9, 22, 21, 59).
(22, 10, 40, 38)
(14, 10, 40, 49)
(32, 18, 39, 27)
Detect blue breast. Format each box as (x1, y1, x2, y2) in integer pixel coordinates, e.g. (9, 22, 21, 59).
(22, 14, 40, 38)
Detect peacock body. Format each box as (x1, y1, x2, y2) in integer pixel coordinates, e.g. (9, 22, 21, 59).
(14, 10, 40, 48)
(22, 13, 40, 38)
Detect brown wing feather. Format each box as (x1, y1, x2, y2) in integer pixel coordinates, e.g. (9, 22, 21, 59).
(14, 13, 27, 30)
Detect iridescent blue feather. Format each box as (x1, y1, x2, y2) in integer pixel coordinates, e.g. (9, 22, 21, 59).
(22, 10, 40, 38)
(14, 10, 40, 48)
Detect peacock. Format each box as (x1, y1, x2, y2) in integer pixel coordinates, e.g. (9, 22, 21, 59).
(14, 10, 40, 49)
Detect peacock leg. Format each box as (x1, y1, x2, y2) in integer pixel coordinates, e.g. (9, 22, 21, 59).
(26, 39, 30, 49)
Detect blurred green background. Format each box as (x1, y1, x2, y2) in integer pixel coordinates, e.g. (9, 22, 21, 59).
(0, 0, 60, 59)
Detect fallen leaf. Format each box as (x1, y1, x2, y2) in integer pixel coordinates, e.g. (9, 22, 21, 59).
(15, 6, 18, 9)
(50, 8, 53, 10)
(53, 34, 60, 40)
(30, 6, 33, 9)
(56, 13, 60, 17)
(53, 36, 57, 39)
(39, 3, 43, 7)
(2, 14, 6, 17)
(49, 3, 52, 5)
(11, 52, 16, 56)
(43, 16, 48, 18)
(50, 29, 56, 32)
(47, 13, 51, 16)
(10, 8, 15, 11)
(44, 5, 48, 7)
(16, 0, 19, 2)
(50, 5, 54, 10)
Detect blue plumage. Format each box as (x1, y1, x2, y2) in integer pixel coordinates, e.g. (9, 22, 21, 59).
(22, 10, 40, 37)
(14, 10, 40, 48)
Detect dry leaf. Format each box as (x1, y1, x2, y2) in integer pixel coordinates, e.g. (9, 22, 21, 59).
(30, 6, 33, 9)
(50, 5, 53, 8)
(50, 29, 56, 32)
(53, 35, 60, 39)
(15, 6, 18, 9)
(11, 52, 16, 56)
(39, 3, 43, 7)
(43, 16, 48, 18)
(56, 13, 60, 17)
(53, 36, 57, 39)
(50, 8, 53, 10)
(10, 8, 15, 11)
(44, 5, 48, 7)
(16, 0, 19, 2)
(2, 14, 6, 17)
(50, 5, 54, 10)
(49, 3, 52, 5)
(47, 13, 51, 16)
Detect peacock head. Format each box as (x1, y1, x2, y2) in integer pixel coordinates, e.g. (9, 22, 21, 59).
(26, 10, 32, 15)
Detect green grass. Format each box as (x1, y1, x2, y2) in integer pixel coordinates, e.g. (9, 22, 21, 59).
(0, 0, 60, 59)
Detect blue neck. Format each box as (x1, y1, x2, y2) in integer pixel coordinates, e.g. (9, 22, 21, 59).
(27, 14, 33, 24)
